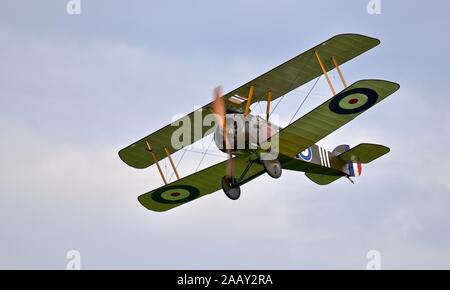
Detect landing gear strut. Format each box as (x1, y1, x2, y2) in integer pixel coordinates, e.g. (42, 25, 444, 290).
(221, 176, 241, 200)
(262, 159, 282, 178)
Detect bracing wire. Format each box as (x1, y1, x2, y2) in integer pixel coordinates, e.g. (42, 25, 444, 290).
(164, 158, 167, 180)
(184, 148, 226, 158)
(167, 73, 323, 181)
(288, 75, 322, 125)
(257, 99, 263, 115)
(195, 138, 214, 172)
(269, 94, 285, 118)
(168, 148, 187, 182)
(269, 72, 306, 118)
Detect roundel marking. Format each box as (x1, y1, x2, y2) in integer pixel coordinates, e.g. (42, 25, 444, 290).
(298, 147, 313, 162)
(348, 98, 358, 104)
(329, 88, 379, 115)
(151, 185, 200, 204)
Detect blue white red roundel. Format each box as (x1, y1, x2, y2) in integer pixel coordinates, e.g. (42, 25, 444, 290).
(298, 147, 313, 162)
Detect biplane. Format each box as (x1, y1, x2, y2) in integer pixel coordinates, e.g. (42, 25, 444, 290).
(119, 33, 400, 212)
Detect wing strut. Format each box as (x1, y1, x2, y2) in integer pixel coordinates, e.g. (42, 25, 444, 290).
(332, 56, 348, 88)
(315, 51, 348, 96)
(146, 141, 167, 184)
(315, 51, 351, 95)
(265, 90, 273, 137)
(315, 51, 336, 95)
(243, 85, 255, 117)
(163, 145, 180, 180)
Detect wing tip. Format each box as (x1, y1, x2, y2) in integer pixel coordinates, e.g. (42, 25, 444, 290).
(352, 79, 400, 92)
(360, 143, 391, 154)
(331, 33, 381, 46)
(118, 147, 151, 169)
(137, 194, 168, 212)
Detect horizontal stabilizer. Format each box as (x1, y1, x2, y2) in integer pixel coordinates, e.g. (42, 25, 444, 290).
(339, 143, 390, 164)
(305, 172, 342, 185)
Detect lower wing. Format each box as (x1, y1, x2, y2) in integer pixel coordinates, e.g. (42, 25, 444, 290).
(272, 79, 400, 157)
(138, 158, 265, 212)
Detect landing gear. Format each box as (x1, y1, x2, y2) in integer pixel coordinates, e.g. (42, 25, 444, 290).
(262, 159, 282, 178)
(221, 176, 241, 200)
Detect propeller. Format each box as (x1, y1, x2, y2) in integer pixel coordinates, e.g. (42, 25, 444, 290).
(212, 86, 234, 179)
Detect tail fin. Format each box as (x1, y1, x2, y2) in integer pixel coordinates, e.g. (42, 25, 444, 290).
(338, 143, 390, 177)
(332, 144, 362, 177)
(332, 144, 351, 156)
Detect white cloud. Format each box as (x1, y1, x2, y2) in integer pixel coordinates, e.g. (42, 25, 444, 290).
(1, 1, 450, 269)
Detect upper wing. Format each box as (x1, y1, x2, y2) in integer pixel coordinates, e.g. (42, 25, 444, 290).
(274, 79, 400, 157)
(119, 34, 380, 169)
(138, 158, 265, 212)
(221, 33, 380, 111)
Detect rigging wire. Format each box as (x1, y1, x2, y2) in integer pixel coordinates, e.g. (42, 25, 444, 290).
(164, 158, 167, 181)
(183, 148, 226, 158)
(168, 148, 187, 182)
(269, 94, 285, 118)
(167, 73, 323, 180)
(257, 99, 263, 115)
(195, 138, 215, 172)
(288, 75, 322, 125)
(269, 72, 305, 118)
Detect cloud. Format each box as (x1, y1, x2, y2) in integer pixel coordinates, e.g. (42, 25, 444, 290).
(1, 0, 450, 269)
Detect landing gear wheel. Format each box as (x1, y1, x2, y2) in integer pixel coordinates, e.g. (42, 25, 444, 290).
(262, 159, 282, 179)
(221, 176, 241, 200)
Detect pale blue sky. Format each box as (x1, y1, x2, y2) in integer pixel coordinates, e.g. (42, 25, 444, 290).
(1, 0, 450, 269)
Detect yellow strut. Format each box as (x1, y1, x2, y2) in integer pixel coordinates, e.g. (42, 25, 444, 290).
(265, 90, 273, 139)
(244, 85, 255, 117)
(145, 141, 167, 185)
(164, 146, 180, 180)
(332, 56, 348, 88)
(265, 90, 272, 121)
(315, 51, 336, 96)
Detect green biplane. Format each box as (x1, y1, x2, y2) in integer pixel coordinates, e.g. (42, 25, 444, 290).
(119, 33, 400, 212)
